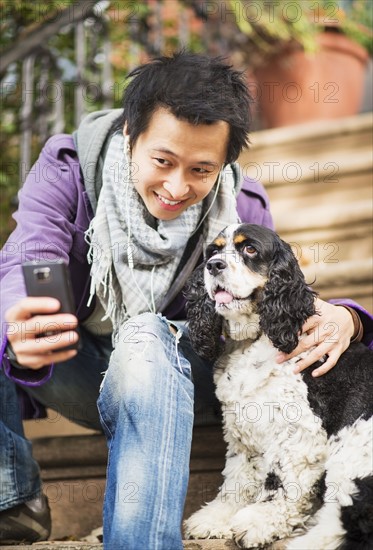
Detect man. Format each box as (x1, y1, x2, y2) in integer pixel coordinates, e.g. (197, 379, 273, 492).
(1, 52, 371, 549)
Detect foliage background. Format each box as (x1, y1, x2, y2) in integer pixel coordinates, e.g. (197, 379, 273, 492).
(1, 0, 372, 245)
(0, 0, 207, 244)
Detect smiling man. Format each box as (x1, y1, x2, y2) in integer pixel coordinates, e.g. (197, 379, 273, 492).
(0, 52, 370, 549)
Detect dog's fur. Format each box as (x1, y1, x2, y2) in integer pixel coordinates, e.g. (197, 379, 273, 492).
(184, 223, 373, 549)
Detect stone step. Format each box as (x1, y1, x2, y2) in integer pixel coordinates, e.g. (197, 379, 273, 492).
(239, 113, 372, 186)
(0, 544, 283, 550)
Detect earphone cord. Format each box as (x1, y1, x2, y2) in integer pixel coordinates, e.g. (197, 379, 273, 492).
(189, 171, 222, 237)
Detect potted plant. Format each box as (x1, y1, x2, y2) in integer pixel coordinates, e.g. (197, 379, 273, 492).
(227, 0, 372, 128)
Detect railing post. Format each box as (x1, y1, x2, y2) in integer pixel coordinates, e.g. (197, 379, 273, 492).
(20, 54, 35, 187)
(75, 21, 86, 124)
(102, 32, 113, 109)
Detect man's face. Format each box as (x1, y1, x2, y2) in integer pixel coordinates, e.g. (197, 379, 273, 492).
(127, 107, 230, 220)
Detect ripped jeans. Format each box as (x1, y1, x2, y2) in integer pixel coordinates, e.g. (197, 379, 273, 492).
(1, 313, 218, 550)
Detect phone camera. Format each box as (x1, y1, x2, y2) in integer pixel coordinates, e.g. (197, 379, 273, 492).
(34, 267, 51, 281)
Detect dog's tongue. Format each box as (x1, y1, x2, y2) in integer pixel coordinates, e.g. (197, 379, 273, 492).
(215, 290, 234, 304)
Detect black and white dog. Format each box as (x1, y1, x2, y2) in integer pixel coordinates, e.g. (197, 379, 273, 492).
(184, 223, 373, 550)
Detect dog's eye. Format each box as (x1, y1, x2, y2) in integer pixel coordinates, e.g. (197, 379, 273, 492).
(244, 245, 257, 257)
(209, 248, 219, 257)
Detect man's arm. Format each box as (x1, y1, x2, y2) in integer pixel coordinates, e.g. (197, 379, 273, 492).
(1, 135, 81, 384)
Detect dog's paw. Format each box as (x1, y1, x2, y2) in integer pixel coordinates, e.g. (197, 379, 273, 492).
(183, 506, 234, 540)
(231, 505, 287, 548)
(231, 508, 268, 548)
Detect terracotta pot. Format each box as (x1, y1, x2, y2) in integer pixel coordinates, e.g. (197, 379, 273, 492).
(252, 32, 369, 129)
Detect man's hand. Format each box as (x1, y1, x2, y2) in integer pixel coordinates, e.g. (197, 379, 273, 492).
(5, 297, 79, 369)
(276, 297, 355, 377)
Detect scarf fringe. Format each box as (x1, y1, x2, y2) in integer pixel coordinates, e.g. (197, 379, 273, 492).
(86, 219, 125, 327)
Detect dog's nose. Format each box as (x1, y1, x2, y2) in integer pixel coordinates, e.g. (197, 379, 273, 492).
(206, 257, 227, 276)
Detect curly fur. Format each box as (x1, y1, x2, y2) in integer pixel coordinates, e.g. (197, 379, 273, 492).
(184, 223, 373, 550)
(339, 476, 373, 550)
(184, 264, 224, 361)
(258, 237, 317, 354)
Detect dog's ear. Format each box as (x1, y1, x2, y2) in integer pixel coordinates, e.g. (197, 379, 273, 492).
(184, 264, 224, 362)
(259, 238, 317, 354)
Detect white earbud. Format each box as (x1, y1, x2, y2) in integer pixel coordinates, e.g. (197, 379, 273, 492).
(124, 135, 131, 157)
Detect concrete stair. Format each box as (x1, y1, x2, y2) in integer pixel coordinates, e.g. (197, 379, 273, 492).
(1, 541, 285, 550)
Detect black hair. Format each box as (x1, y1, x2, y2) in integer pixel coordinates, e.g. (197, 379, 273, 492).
(113, 51, 252, 164)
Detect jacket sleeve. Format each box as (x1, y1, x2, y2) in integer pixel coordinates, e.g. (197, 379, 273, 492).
(236, 176, 275, 230)
(329, 299, 373, 350)
(0, 134, 81, 385)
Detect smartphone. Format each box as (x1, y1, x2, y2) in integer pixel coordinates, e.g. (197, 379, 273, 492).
(22, 260, 81, 351)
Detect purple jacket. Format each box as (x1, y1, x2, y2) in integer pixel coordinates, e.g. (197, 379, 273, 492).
(1, 133, 372, 417)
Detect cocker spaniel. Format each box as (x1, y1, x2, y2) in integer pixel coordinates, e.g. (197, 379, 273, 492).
(184, 223, 373, 550)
